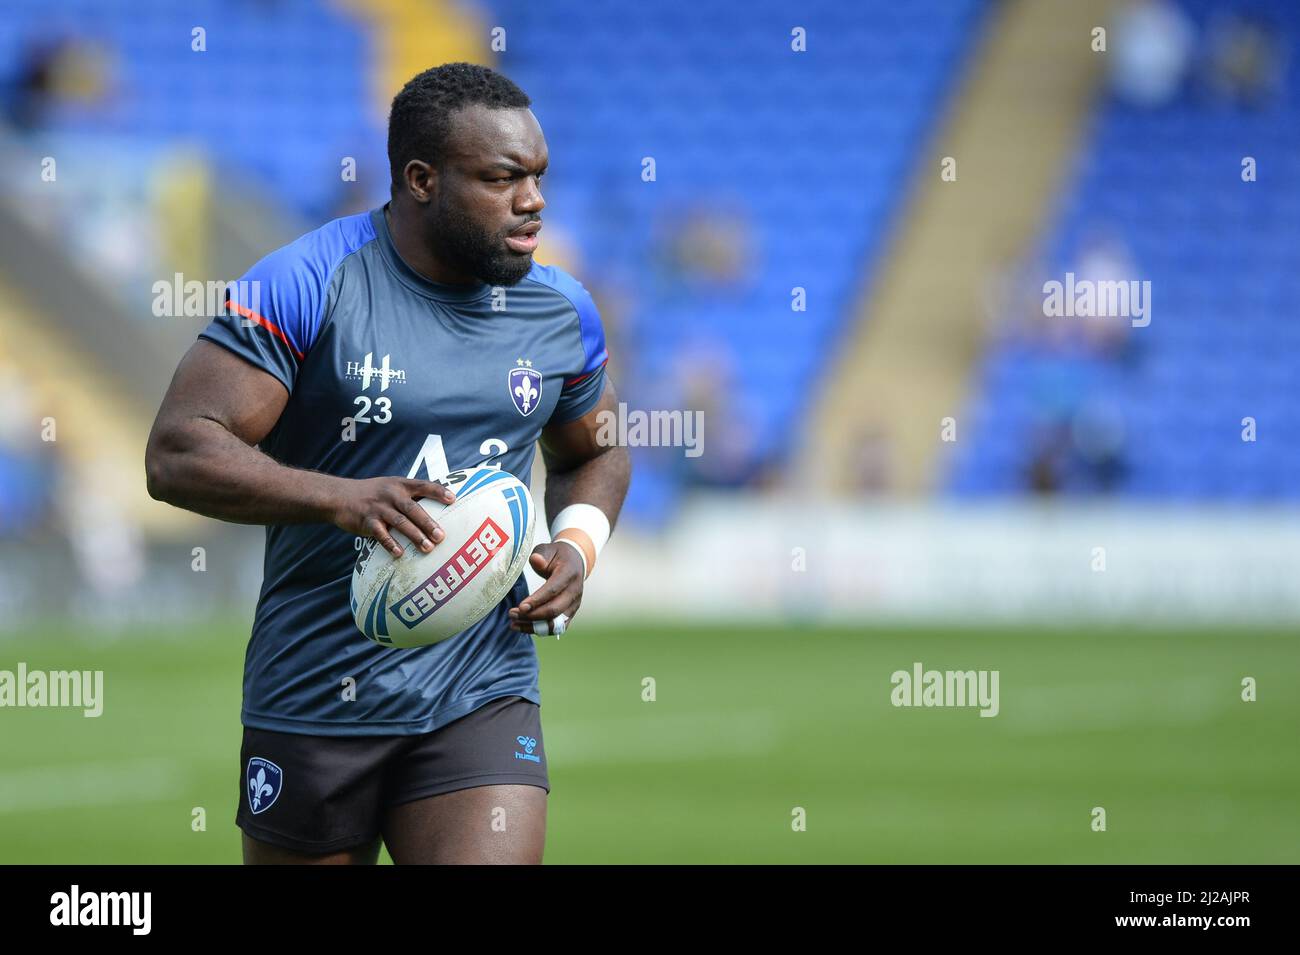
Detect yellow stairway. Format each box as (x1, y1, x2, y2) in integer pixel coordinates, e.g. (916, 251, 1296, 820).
(801, 0, 1123, 494)
(337, 0, 491, 116)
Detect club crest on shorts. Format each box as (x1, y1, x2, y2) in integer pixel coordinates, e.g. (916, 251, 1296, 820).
(246, 757, 283, 815)
(509, 359, 542, 417)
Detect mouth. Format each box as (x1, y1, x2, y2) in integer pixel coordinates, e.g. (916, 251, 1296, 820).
(504, 220, 541, 254)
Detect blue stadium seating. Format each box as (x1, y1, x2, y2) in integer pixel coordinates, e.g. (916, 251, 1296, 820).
(948, 0, 1300, 500)
(489, 0, 987, 520)
(0, 0, 988, 522)
(0, 0, 380, 220)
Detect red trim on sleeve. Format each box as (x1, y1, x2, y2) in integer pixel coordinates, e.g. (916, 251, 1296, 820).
(225, 300, 305, 361)
(563, 354, 608, 388)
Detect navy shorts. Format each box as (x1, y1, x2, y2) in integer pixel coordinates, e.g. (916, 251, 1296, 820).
(236, 695, 548, 854)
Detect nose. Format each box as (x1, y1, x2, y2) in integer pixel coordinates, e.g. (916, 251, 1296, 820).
(516, 176, 545, 215)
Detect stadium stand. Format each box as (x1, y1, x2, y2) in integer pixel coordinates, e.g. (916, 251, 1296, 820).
(948, 0, 1300, 500)
(1, 0, 990, 524)
(489, 0, 988, 520)
(0, 0, 382, 219)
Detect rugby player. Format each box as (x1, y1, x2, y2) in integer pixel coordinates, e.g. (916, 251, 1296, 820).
(145, 63, 630, 864)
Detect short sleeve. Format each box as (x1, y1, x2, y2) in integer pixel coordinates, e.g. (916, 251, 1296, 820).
(197, 246, 328, 393)
(551, 282, 609, 424)
(196, 212, 375, 392)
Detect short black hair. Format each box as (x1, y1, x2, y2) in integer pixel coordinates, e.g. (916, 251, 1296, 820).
(387, 62, 531, 195)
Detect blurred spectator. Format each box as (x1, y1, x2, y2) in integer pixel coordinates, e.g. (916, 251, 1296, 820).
(4, 37, 114, 130)
(1110, 0, 1195, 108)
(0, 360, 57, 537)
(847, 423, 895, 494)
(1202, 13, 1285, 108)
(62, 477, 146, 615)
(652, 201, 756, 298)
(1071, 227, 1140, 362)
(671, 336, 760, 489)
(988, 226, 1142, 496)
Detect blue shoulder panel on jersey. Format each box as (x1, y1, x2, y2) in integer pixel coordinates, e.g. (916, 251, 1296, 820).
(226, 210, 377, 360)
(524, 262, 609, 381)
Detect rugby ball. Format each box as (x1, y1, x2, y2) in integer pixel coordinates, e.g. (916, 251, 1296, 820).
(349, 466, 536, 648)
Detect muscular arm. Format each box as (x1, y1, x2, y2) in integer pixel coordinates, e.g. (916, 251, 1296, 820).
(539, 379, 630, 533)
(508, 378, 630, 632)
(145, 340, 453, 557)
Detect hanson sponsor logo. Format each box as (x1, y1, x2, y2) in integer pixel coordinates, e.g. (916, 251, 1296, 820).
(345, 352, 406, 391)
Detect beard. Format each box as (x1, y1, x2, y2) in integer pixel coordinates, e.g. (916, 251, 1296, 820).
(429, 197, 534, 287)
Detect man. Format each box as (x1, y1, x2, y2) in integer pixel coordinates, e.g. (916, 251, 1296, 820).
(145, 63, 630, 864)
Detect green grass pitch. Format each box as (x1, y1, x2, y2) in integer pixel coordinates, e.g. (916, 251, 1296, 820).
(1, 618, 1295, 863)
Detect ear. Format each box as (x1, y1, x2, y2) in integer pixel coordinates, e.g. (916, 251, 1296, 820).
(402, 159, 437, 204)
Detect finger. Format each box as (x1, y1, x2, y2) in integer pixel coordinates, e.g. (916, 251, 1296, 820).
(517, 590, 580, 624)
(514, 576, 570, 618)
(384, 507, 433, 554)
(407, 479, 457, 505)
(515, 549, 573, 615)
(394, 496, 444, 545)
(366, 516, 403, 558)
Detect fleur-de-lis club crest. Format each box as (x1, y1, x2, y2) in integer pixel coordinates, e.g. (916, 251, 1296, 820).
(246, 757, 283, 815)
(509, 359, 542, 417)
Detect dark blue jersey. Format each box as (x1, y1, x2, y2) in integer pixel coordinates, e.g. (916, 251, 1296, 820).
(198, 205, 607, 736)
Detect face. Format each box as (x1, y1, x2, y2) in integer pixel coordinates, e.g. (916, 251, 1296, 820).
(415, 104, 548, 286)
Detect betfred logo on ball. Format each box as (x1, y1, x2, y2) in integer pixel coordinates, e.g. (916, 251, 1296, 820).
(349, 465, 536, 648)
(394, 517, 508, 628)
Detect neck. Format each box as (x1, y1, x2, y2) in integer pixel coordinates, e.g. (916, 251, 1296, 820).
(386, 201, 480, 286)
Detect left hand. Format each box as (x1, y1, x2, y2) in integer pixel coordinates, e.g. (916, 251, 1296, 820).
(508, 542, 585, 635)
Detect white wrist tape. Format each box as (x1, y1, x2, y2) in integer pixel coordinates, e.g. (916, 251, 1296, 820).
(550, 503, 610, 579)
(533, 613, 569, 638)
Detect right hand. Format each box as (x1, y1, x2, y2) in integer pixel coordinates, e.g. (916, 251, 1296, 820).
(331, 477, 457, 558)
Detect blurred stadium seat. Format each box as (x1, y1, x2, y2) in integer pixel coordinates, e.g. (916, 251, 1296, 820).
(490, 0, 988, 521)
(0, 0, 381, 219)
(1, 0, 990, 524)
(948, 0, 1300, 500)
